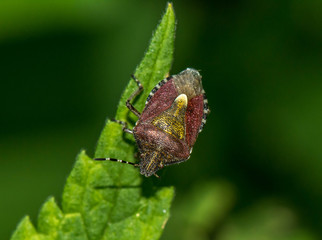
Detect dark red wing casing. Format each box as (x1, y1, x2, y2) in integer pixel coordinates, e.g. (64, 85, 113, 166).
(140, 79, 177, 122)
(185, 95, 204, 147)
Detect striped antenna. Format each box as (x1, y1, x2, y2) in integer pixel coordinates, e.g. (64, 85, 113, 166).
(94, 158, 139, 168)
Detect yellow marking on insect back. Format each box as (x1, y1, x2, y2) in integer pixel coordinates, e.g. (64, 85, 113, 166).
(173, 94, 187, 117)
(146, 152, 157, 171)
(152, 94, 187, 140)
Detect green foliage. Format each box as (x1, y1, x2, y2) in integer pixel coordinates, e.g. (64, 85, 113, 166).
(216, 200, 318, 240)
(10, 3, 175, 240)
(162, 181, 236, 240)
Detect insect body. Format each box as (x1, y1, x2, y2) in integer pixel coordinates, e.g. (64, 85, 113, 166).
(95, 68, 209, 177)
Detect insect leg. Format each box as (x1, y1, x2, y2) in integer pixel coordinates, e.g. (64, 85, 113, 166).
(126, 74, 144, 118)
(153, 173, 160, 178)
(111, 119, 133, 134)
(95, 158, 139, 167)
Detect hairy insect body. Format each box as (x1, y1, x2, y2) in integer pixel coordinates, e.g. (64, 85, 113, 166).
(95, 68, 209, 177)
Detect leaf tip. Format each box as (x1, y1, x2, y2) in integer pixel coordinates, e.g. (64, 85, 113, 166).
(166, 2, 175, 18)
(11, 215, 37, 240)
(79, 149, 87, 157)
(38, 196, 63, 236)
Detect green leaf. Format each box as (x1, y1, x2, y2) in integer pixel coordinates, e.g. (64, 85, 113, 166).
(11, 216, 42, 240)
(10, 3, 175, 240)
(95, 1, 176, 161)
(38, 197, 63, 237)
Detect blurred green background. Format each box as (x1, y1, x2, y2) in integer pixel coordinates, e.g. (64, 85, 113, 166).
(1, 0, 321, 239)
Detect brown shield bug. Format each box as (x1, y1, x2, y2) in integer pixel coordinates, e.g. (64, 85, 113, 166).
(95, 68, 209, 177)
